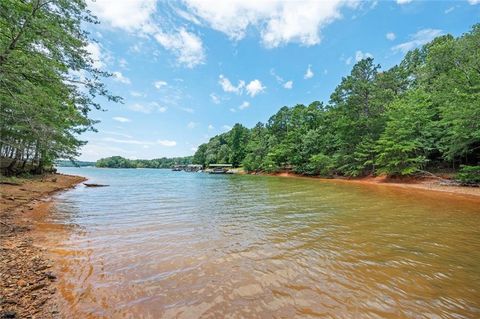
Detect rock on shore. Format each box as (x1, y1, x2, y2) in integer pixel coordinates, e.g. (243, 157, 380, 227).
(0, 174, 85, 318)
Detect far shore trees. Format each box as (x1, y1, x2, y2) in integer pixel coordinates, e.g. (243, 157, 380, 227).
(95, 156, 193, 169)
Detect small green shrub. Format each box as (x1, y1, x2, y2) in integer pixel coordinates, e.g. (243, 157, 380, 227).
(304, 154, 335, 177)
(456, 165, 480, 186)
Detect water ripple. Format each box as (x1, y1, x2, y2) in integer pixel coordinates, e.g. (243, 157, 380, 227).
(43, 168, 480, 318)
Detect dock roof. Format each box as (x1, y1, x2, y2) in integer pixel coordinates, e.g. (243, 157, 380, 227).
(208, 164, 233, 167)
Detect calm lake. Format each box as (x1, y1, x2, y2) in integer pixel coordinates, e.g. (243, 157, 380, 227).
(40, 167, 480, 318)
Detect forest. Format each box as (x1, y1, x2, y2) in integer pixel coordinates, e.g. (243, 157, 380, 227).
(55, 160, 95, 167)
(95, 156, 193, 169)
(193, 24, 480, 182)
(0, 0, 118, 175)
(1, 1, 478, 183)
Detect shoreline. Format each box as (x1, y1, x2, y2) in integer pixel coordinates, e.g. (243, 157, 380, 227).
(1, 170, 478, 317)
(0, 173, 86, 319)
(249, 171, 480, 201)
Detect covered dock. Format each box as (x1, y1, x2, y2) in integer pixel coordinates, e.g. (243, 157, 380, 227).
(208, 164, 234, 174)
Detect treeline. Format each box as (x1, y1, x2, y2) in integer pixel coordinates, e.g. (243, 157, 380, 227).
(194, 25, 480, 178)
(55, 160, 95, 167)
(95, 156, 193, 169)
(0, 1, 118, 175)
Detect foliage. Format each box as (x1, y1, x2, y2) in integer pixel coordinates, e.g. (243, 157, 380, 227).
(375, 89, 436, 175)
(193, 24, 480, 177)
(96, 156, 193, 169)
(55, 160, 95, 167)
(456, 165, 480, 185)
(304, 154, 335, 176)
(0, 0, 119, 175)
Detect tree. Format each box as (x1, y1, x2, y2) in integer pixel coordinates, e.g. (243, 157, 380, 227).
(376, 89, 437, 175)
(192, 24, 479, 178)
(0, 0, 120, 175)
(229, 123, 249, 166)
(421, 26, 480, 164)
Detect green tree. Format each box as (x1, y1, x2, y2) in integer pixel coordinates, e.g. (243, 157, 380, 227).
(0, 0, 120, 175)
(229, 123, 249, 166)
(376, 89, 437, 175)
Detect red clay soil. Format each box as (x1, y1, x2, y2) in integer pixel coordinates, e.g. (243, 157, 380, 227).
(0, 174, 85, 319)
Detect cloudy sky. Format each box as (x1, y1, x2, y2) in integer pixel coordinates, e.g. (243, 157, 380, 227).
(79, 0, 480, 161)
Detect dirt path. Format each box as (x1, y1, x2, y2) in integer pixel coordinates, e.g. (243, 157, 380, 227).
(0, 174, 85, 319)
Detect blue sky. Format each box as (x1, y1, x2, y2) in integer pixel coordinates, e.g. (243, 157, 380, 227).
(79, 0, 480, 161)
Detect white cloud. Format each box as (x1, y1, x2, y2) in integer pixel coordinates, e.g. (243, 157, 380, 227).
(345, 56, 353, 65)
(157, 140, 177, 147)
(130, 91, 145, 97)
(112, 71, 131, 84)
(154, 28, 205, 68)
(104, 131, 133, 138)
(113, 116, 131, 123)
(219, 75, 245, 94)
(239, 101, 250, 110)
(218, 75, 265, 97)
(283, 80, 293, 89)
(270, 68, 284, 83)
(355, 50, 373, 62)
(182, 0, 358, 48)
(271, 69, 292, 89)
(128, 103, 151, 113)
(208, 124, 214, 130)
(126, 102, 165, 114)
(88, 1, 205, 68)
(131, 43, 142, 53)
(304, 64, 314, 79)
(103, 137, 154, 145)
(210, 93, 221, 104)
(85, 42, 104, 69)
(396, 0, 413, 4)
(87, 0, 156, 31)
(229, 108, 236, 113)
(246, 79, 265, 97)
(118, 58, 128, 68)
(99, 137, 175, 148)
(148, 102, 168, 113)
(392, 29, 443, 54)
(386, 32, 396, 41)
(468, 0, 480, 4)
(187, 121, 197, 129)
(222, 125, 232, 131)
(154, 80, 168, 89)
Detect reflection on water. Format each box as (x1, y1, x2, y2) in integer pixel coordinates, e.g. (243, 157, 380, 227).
(40, 168, 480, 318)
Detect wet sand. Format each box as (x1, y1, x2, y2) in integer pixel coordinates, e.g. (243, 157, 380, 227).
(0, 174, 85, 319)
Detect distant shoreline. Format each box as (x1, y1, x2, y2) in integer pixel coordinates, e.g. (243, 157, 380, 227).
(56, 166, 480, 200)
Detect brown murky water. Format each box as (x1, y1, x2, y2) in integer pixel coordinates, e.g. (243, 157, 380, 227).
(38, 168, 480, 318)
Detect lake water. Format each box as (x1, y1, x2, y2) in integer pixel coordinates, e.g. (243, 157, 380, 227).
(40, 167, 480, 318)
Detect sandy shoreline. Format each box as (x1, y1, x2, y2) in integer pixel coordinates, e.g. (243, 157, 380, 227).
(0, 174, 86, 319)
